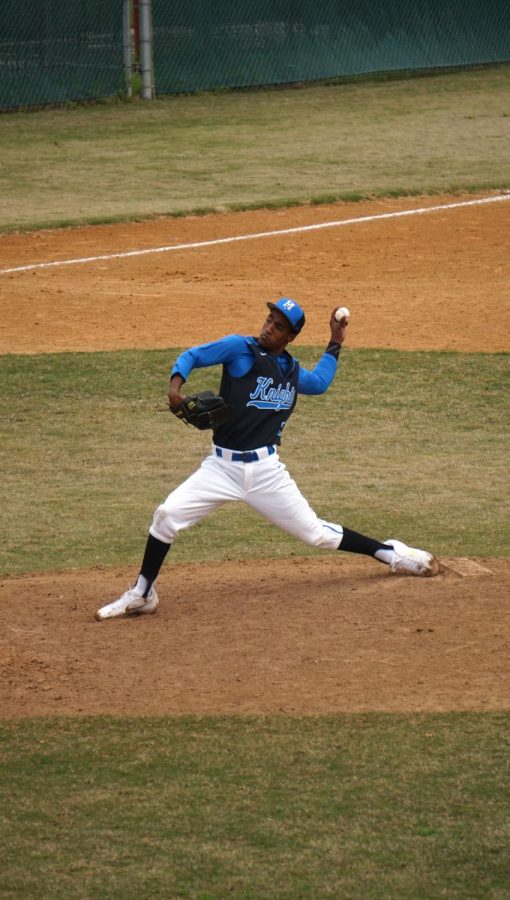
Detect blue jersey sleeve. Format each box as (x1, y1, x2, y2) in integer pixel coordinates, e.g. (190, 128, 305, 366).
(171, 335, 255, 382)
(297, 350, 339, 395)
(172, 335, 339, 394)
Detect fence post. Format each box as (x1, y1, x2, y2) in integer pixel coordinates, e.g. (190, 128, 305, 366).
(123, 0, 133, 97)
(139, 0, 155, 100)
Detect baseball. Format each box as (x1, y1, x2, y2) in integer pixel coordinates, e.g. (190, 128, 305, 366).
(334, 306, 350, 322)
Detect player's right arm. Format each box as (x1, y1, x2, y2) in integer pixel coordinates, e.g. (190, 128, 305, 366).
(168, 373, 186, 409)
(168, 335, 254, 408)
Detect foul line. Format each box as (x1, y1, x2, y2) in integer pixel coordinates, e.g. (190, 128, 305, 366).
(1, 193, 509, 275)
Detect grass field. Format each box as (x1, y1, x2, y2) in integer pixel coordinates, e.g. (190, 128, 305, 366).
(1, 714, 509, 898)
(1, 66, 509, 232)
(2, 65, 510, 899)
(1, 348, 508, 575)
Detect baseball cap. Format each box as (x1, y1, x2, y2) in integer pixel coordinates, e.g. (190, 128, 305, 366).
(266, 297, 306, 334)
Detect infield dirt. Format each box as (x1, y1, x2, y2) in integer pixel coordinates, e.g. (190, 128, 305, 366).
(1, 194, 509, 718)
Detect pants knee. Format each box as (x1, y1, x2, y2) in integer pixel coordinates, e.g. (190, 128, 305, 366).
(150, 503, 177, 544)
(305, 521, 344, 549)
(300, 526, 324, 547)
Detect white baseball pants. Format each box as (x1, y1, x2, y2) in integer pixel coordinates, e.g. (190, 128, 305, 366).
(150, 445, 344, 549)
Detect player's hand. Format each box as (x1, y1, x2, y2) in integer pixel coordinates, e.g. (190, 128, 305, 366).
(329, 308, 349, 344)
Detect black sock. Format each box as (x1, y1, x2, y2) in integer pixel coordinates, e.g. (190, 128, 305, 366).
(338, 527, 388, 558)
(138, 534, 171, 596)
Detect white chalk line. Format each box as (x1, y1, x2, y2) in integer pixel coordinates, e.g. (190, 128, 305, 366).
(1, 193, 509, 276)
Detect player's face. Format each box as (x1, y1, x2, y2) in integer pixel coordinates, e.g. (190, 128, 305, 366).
(259, 309, 296, 354)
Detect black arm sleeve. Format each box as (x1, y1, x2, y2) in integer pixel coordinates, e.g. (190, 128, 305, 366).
(325, 341, 341, 360)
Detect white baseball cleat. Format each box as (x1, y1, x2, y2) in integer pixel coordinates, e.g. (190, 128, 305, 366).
(95, 587, 159, 621)
(384, 539, 440, 577)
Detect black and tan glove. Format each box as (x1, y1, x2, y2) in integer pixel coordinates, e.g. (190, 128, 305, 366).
(171, 390, 230, 430)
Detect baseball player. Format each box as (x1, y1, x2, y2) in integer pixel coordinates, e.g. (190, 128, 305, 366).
(96, 298, 439, 620)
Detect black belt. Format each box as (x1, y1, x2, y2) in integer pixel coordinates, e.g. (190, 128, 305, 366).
(214, 445, 276, 463)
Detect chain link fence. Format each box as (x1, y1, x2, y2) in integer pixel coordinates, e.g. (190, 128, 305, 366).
(152, 0, 510, 95)
(0, 0, 125, 109)
(2, 0, 510, 110)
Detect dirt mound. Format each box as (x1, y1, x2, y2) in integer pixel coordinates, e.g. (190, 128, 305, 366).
(1, 556, 508, 718)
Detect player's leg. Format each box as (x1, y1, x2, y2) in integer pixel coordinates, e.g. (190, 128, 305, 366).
(95, 456, 244, 620)
(337, 527, 438, 575)
(247, 457, 438, 575)
(246, 456, 345, 549)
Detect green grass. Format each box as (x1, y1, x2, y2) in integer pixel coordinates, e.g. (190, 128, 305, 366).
(1, 713, 509, 898)
(1, 347, 508, 575)
(1, 66, 509, 232)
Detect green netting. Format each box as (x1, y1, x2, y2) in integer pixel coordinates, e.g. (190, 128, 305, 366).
(2, 1, 509, 110)
(0, 0, 124, 109)
(153, 0, 510, 94)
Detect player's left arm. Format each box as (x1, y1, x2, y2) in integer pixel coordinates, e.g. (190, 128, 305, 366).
(298, 307, 348, 395)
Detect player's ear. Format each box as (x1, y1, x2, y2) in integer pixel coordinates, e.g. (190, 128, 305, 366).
(287, 332, 296, 343)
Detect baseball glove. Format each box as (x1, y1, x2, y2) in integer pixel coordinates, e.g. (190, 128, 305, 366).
(171, 390, 229, 430)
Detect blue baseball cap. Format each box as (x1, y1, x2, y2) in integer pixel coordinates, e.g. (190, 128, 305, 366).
(266, 297, 306, 334)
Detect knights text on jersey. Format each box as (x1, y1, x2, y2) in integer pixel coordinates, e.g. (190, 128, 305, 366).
(213, 342, 300, 450)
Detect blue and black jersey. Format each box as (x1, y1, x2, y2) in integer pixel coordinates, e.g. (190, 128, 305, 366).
(172, 334, 340, 451)
(213, 341, 299, 449)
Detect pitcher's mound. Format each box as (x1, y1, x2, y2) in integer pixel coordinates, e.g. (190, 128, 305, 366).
(1, 555, 508, 719)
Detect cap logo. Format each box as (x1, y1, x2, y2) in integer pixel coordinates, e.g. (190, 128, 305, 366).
(282, 300, 296, 311)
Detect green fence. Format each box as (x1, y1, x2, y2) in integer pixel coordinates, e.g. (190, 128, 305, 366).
(1, 1, 510, 110)
(153, 0, 510, 95)
(0, 0, 124, 109)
